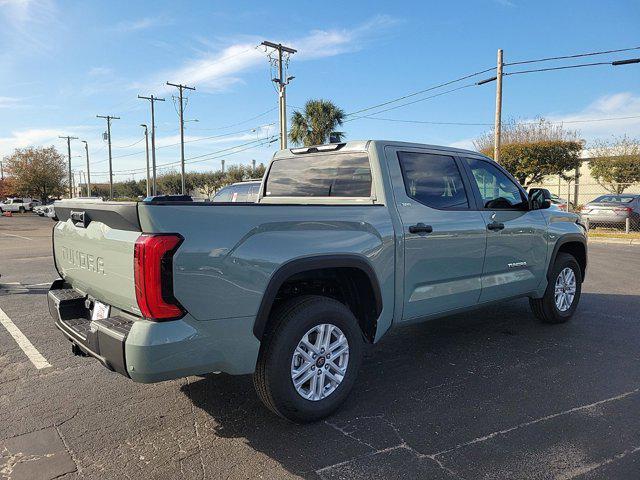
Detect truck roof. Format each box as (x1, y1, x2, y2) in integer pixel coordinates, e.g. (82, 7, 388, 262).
(272, 140, 485, 160)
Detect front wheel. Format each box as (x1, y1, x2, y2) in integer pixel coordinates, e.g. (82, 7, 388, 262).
(530, 252, 582, 324)
(18, 206, 25, 213)
(254, 295, 363, 423)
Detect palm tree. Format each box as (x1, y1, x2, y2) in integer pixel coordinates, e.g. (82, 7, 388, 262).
(289, 99, 346, 146)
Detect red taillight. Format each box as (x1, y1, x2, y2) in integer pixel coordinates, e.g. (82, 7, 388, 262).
(134, 233, 185, 320)
(614, 207, 632, 213)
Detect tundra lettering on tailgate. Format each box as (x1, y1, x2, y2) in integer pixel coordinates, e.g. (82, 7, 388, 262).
(61, 246, 105, 274)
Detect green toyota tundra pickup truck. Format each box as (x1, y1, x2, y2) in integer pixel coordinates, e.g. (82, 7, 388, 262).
(48, 140, 587, 422)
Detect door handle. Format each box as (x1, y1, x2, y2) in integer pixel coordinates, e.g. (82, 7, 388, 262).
(487, 221, 505, 231)
(409, 223, 433, 234)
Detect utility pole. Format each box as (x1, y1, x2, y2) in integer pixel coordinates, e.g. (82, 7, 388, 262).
(81, 141, 91, 197)
(140, 124, 150, 197)
(252, 159, 256, 173)
(261, 41, 297, 149)
(494, 49, 504, 163)
(77, 171, 84, 197)
(96, 115, 120, 199)
(138, 95, 165, 196)
(58, 136, 78, 198)
(221, 159, 225, 174)
(166, 82, 195, 195)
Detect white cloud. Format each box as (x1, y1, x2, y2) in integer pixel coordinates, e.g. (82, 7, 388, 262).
(0, 0, 59, 52)
(546, 92, 640, 142)
(0, 126, 95, 158)
(88, 66, 113, 77)
(0, 96, 21, 108)
(111, 16, 172, 33)
(448, 138, 476, 150)
(139, 15, 399, 94)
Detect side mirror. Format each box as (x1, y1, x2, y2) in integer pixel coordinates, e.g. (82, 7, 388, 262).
(528, 188, 552, 210)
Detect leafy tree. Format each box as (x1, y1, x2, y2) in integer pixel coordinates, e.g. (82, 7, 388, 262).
(89, 183, 110, 199)
(3, 146, 67, 200)
(474, 118, 583, 186)
(192, 171, 225, 199)
(114, 180, 145, 199)
(224, 165, 248, 184)
(249, 162, 266, 179)
(588, 136, 640, 194)
(0, 177, 15, 198)
(156, 171, 197, 195)
(289, 99, 345, 146)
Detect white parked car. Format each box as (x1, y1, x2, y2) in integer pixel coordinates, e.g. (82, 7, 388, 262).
(33, 205, 46, 216)
(0, 198, 34, 213)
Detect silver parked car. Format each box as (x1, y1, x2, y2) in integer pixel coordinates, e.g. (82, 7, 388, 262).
(212, 180, 261, 203)
(580, 194, 640, 230)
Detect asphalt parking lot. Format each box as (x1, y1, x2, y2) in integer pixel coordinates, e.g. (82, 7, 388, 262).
(1, 214, 639, 480)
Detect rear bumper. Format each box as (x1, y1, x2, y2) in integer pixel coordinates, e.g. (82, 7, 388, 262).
(48, 279, 261, 382)
(48, 279, 131, 376)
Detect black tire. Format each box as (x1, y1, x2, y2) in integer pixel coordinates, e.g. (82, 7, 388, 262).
(253, 295, 363, 423)
(530, 252, 582, 324)
(18, 206, 25, 213)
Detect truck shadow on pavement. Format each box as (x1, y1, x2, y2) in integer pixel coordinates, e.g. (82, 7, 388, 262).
(181, 293, 640, 479)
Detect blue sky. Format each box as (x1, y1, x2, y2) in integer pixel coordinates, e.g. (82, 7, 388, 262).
(0, 0, 638, 182)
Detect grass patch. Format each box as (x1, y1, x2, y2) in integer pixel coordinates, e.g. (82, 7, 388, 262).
(589, 228, 640, 240)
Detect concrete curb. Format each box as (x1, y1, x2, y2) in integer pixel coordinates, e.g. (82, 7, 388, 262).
(588, 237, 640, 246)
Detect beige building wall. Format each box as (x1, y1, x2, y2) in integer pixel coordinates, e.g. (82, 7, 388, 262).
(529, 157, 640, 208)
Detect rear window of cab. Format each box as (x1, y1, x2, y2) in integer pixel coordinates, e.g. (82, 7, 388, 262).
(265, 153, 372, 197)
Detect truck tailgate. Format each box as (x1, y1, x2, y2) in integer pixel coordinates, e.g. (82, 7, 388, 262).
(53, 201, 142, 315)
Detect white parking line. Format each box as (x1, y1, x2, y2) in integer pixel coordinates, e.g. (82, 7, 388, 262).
(0, 306, 51, 369)
(0, 232, 33, 241)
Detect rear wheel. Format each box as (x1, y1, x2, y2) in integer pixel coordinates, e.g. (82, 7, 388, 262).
(530, 252, 582, 324)
(254, 295, 363, 423)
(18, 206, 25, 213)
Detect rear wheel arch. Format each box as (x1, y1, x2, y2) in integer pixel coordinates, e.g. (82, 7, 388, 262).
(253, 255, 383, 343)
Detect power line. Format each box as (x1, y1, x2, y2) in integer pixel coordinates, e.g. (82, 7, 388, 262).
(345, 66, 494, 117)
(505, 46, 640, 66)
(356, 114, 640, 126)
(96, 136, 276, 175)
(345, 83, 477, 122)
(109, 137, 277, 177)
(188, 107, 278, 131)
(113, 137, 145, 149)
(504, 61, 614, 77)
(90, 123, 276, 167)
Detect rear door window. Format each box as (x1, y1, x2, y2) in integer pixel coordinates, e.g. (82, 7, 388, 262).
(397, 152, 469, 209)
(265, 153, 372, 197)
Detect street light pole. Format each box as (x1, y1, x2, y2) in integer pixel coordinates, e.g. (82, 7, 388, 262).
(138, 95, 165, 195)
(58, 136, 78, 198)
(141, 124, 150, 197)
(81, 140, 91, 197)
(494, 49, 504, 163)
